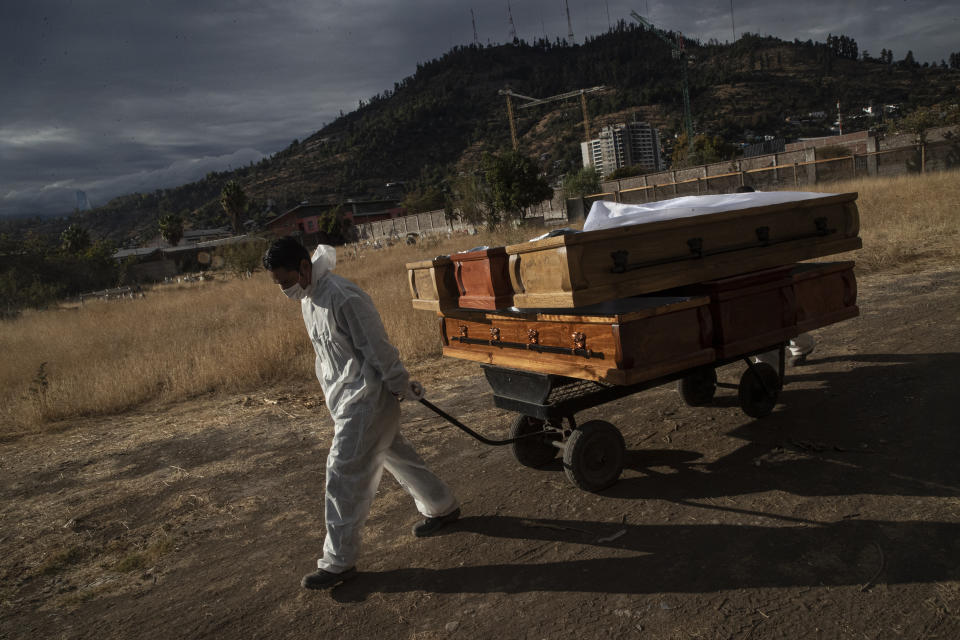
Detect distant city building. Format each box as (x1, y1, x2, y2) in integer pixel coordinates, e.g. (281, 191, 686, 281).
(580, 121, 663, 177)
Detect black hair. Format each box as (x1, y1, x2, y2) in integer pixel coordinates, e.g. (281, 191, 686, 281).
(735, 185, 756, 193)
(262, 236, 310, 271)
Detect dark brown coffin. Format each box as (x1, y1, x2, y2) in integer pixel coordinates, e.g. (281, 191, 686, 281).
(792, 262, 859, 333)
(440, 296, 715, 385)
(448, 247, 513, 310)
(675, 261, 859, 359)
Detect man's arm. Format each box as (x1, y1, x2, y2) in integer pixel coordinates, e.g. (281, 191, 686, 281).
(334, 292, 409, 396)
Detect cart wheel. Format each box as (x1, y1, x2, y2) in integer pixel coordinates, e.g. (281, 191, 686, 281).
(509, 415, 558, 468)
(677, 367, 717, 406)
(563, 420, 625, 492)
(738, 362, 781, 418)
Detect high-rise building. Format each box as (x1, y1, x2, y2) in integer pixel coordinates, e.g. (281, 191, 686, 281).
(581, 121, 663, 177)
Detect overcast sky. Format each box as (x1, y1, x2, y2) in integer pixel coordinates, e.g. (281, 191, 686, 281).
(2, 0, 957, 218)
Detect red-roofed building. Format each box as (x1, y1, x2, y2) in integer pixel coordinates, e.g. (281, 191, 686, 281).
(265, 199, 404, 241)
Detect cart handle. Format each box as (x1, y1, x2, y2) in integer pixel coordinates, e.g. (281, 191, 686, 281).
(418, 398, 554, 446)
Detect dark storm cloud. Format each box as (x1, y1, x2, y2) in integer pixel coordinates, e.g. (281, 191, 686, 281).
(1, 1, 957, 217)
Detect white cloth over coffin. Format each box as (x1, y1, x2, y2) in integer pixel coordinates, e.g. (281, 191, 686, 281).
(583, 192, 838, 232)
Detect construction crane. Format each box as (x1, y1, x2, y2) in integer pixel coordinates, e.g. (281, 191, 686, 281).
(630, 10, 694, 147)
(498, 86, 608, 150)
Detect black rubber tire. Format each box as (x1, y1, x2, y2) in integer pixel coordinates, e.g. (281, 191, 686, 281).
(562, 420, 625, 492)
(738, 362, 781, 418)
(509, 415, 558, 468)
(677, 367, 718, 406)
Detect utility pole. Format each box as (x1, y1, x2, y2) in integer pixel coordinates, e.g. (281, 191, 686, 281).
(730, 0, 736, 41)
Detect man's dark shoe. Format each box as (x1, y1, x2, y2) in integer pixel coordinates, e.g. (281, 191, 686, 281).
(301, 567, 356, 590)
(413, 507, 461, 537)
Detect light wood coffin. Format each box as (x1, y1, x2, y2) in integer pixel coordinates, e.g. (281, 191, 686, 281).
(407, 256, 458, 312)
(439, 261, 858, 383)
(505, 192, 860, 309)
(440, 296, 716, 386)
(408, 193, 860, 311)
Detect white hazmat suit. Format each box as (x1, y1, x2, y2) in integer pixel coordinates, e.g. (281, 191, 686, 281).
(299, 245, 458, 573)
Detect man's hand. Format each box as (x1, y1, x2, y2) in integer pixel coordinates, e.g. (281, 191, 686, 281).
(395, 380, 425, 402)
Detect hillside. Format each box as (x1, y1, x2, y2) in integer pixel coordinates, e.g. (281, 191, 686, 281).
(61, 25, 960, 243)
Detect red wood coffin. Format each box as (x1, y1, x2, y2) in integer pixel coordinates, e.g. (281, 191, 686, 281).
(448, 246, 513, 310)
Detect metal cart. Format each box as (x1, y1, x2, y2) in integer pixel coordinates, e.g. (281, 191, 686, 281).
(421, 343, 787, 493)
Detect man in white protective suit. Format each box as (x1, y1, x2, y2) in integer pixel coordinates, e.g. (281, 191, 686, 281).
(262, 236, 460, 590)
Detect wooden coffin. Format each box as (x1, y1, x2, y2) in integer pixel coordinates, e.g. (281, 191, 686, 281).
(407, 256, 458, 312)
(506, 192, 861, 309)
(440, 261, 859, 383)
(791, 261, 859, 333)
(673, 265, 798, 359)
(675, 261, 858, 359)
(448, 247, 513, 310)
(440, 296, 716, 386)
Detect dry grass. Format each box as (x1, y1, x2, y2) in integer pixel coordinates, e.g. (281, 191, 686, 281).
(0, 227, 538, 431)
(803, 170, 960, 270)
(1, 171, 957, 431)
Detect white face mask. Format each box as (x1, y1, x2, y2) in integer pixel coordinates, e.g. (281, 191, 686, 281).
(282, 282, 308, 300)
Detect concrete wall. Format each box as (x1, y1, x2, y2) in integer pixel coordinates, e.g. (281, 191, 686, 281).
(352, 191, 568, 241)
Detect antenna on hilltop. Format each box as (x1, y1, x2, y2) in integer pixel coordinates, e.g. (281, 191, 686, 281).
(605, 1, 612, 31)
(471, 8, 479, 45)
(565, 0, 575, 42)
(507, 1, 518, 42)
(730, 0, 736, 41)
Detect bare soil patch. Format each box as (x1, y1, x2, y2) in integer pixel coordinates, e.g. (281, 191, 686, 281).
(3, 262, 960, 639)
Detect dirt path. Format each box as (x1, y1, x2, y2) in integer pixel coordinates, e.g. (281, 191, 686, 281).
(2, 263, 960, 639)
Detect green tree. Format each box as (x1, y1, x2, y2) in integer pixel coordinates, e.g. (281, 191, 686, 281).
(158, 212, 184, 246)
(401, 185, 446, 213)
(219, 181, 248, 234)
(449, 173, 493, 227)
(670, 133, 728, 168)
(900, 106, 940, 145)
(482, 151, 553, 223)
(60, 224, 91, 255)
(606, 164, 648, 180)
(562, 166, 602, 197)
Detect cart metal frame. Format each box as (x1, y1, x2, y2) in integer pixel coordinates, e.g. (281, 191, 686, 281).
(421, 343, 789, 492)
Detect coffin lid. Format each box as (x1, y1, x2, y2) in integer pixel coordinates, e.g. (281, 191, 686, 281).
(506, 192, 859, 255)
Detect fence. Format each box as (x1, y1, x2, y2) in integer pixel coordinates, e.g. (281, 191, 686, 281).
(580, 136, 958, 210)
(353, 132, 958, 236)
(352, 209, 469, 243)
